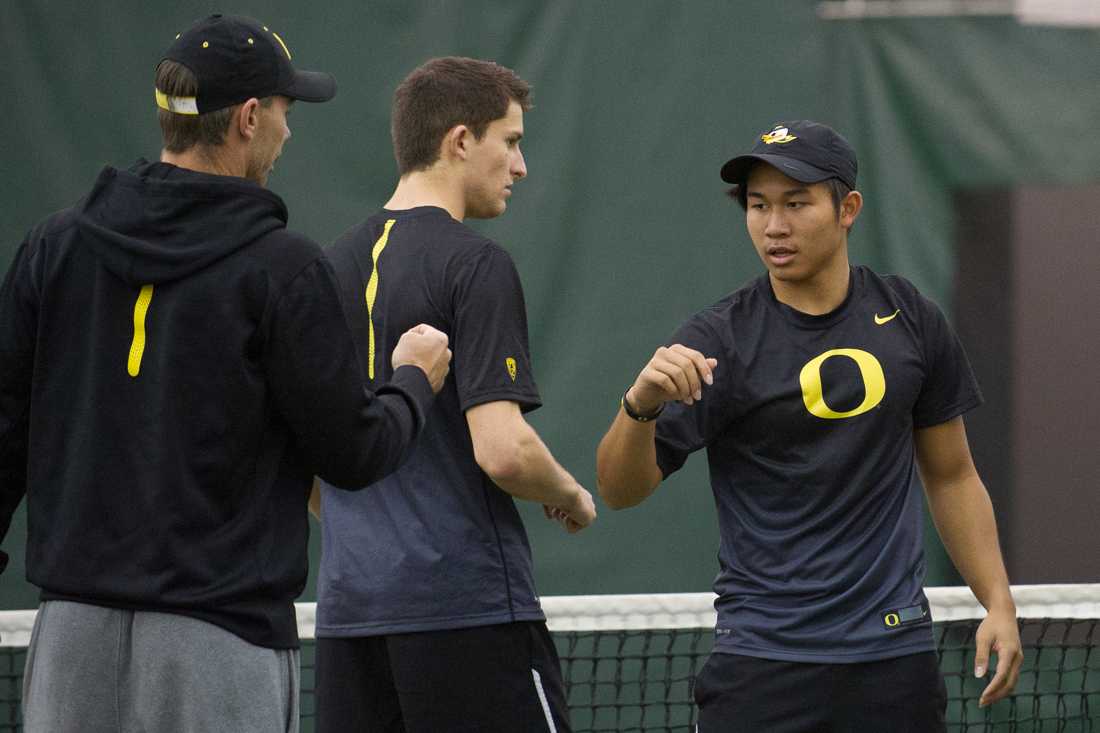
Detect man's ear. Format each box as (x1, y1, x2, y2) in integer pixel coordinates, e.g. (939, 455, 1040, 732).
(235, 98, 261, 141)
(441, 124, 472, 163)
(840, 190, 863, 229)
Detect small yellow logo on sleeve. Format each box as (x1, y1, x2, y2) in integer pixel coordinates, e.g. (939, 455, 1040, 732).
(506, 357, 517, 382)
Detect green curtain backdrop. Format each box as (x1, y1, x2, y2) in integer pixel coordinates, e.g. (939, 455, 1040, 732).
(2, 1, 1097, 610)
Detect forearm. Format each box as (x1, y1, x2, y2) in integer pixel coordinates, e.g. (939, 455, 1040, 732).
(596, 345, 715, 509)
(595, 408, 663, 509)
(925, 472, 1014, 612)
(304, 366, 436, 489)
(269, 262, 438, 489)
(482, 421, 578, 506)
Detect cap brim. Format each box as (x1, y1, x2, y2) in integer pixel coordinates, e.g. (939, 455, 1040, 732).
(281, 69, 336, 103)
(720, 154, 834, 186)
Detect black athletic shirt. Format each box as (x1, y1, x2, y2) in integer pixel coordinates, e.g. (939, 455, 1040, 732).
(317, 206, 546, 636)
(655, 266, 982, 662)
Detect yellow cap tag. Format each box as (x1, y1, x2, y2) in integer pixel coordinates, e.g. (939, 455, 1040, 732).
(155, 88, 199, 115)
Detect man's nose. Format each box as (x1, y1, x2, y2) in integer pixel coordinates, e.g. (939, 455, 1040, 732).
(765, 210, 789, 236)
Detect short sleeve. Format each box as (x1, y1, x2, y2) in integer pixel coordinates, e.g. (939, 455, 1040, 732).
(451, 244, 541, 413)
(912, 296, 983, 428)
(653, 314, 731, 478)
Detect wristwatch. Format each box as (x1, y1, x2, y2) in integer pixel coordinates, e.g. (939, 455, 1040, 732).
(621, 390, 664, 422)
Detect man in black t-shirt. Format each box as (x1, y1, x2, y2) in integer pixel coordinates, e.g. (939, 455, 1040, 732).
(311, 57, 596, 732)
(597, 121, 1023, 731)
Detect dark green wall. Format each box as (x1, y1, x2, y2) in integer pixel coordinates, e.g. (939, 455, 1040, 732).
(2, 1, 1097, 609)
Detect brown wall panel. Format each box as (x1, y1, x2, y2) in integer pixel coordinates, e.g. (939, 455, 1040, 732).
(956, 186, 1100, 583)
(1011, 187, 1100, 582)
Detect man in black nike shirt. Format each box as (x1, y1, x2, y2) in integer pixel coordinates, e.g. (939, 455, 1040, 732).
(597, 120, 1023, 731)
(0, 15, 449, 732)
(312, 57, 595, 732)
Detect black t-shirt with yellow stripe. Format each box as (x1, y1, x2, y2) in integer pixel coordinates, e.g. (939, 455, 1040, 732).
(318, 206, 545, 636)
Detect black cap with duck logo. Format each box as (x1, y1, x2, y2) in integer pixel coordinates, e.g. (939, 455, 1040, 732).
(720, 120, 857, 190)
(156, 14, 336, 115)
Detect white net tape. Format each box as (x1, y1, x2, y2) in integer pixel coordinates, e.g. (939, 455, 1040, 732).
(0, 584, 1096, 646)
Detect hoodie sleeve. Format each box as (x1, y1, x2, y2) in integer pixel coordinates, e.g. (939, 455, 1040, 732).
(0, 240, 36, 574)
(264, 255, 436, 489)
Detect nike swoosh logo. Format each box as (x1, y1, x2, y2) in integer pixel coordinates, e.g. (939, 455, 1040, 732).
(874, 309, 900, 325)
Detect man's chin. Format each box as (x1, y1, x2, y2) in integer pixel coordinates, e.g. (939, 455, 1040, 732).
(467, 201, 507, 220)
(765, 264, 807, 283)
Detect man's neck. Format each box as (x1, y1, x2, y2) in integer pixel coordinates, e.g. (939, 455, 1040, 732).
(384, 169, 465, 221)
(160, 146, 244, 179)
(770, 257, 852, 316)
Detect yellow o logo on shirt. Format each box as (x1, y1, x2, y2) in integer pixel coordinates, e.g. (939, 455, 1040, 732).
(799, 349, 886, 419)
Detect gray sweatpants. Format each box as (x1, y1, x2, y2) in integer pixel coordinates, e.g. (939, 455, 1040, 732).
(23, 600, 299, 733)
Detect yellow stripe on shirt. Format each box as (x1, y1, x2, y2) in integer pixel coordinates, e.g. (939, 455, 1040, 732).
(365, 219, 396, 379)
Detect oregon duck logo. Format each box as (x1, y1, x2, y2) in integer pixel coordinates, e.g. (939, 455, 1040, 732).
(761, 126, 797, 144)
(506, 357, 517, 382)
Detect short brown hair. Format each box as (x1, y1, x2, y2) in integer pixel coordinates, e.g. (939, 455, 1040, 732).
(391, 57, 532, 175)
(155, 61, 273, 153)
(156, 60, 236, 153)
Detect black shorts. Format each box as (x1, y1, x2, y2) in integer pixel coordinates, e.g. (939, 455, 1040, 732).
(693, 651, 947, 733)
(315, 621, 571, 733)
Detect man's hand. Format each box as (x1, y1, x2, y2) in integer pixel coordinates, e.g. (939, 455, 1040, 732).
(628, 344, 717, 413)
(975, 606, 1023, 707)
(542, 484, 597, 534)
(392, 324, 451, 393)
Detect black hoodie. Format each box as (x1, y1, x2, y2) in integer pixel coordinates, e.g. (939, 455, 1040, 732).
(0, 161, 435, 648)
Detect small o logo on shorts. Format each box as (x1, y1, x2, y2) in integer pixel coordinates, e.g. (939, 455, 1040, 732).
(884, 613, 901, 627)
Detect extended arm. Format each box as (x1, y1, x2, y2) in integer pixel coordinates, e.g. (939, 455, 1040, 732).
(916, 416, 1022, 706)
(596, 345, 716, 509)
(466, 401, 595, 533)
(267, 259, 449, 490)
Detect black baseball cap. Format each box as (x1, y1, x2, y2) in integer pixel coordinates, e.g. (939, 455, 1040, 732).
(156, 14, 336, 115)
(720, 120, 857, 190)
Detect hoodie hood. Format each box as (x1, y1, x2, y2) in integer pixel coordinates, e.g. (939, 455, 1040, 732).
(77, 160, 288, 285)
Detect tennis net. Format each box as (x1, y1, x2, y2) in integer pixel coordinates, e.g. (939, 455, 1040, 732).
(1, 584, 1097, 732)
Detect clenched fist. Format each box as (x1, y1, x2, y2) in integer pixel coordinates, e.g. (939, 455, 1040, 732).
(627, 344, 718, 414)
(392, 324, 452, 393)
(543, 484, 597, 534)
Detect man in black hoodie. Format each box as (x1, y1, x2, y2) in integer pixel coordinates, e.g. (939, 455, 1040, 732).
(0, 15, 450, 732)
